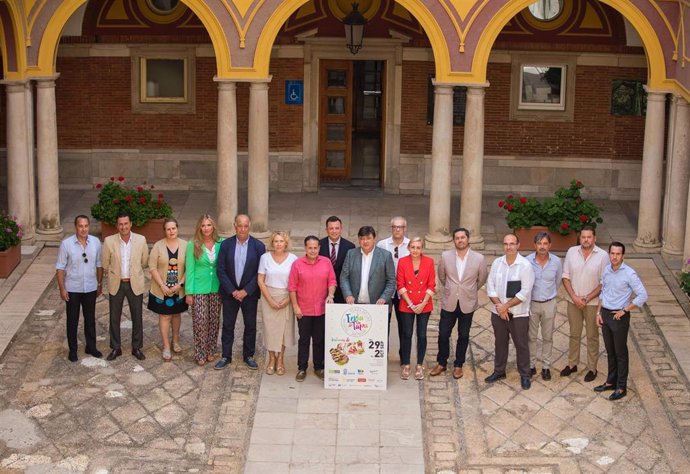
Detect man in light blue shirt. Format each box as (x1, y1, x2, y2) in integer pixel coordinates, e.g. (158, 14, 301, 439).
(526, 232, 562, 381)
(594, 242, 648, 401)
(56, 215, 103, 362)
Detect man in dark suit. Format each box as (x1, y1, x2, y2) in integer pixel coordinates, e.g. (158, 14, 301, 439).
(215, 214, 266, 370)
(340, 226, 396, 306)
(319, 216, 355, 304)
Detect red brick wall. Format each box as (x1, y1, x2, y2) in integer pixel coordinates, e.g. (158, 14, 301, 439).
(54, 56, 303, 151)
(401, 60, 647, 160)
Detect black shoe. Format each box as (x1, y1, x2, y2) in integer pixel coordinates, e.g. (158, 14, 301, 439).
(594, 383, 615, 393)
(214, 357, 230, 370)
(541, 369, 551, 381)
(584, 370, 597, 382)
(530, 367, 537, 376)
(314, 369, 325, 380)
(484, 372, 506, 383)
(132, 349, 146, 361)
(68, 352, 78, 362)
(609, 389, 627, 401)
(521, 376, 531, 390)
(296, 370, 307, 382)
(244, 357, 258, 370)
(85, 347, 102, 358)
(106, 348, 122, 361)
(560, 365, 577, 376)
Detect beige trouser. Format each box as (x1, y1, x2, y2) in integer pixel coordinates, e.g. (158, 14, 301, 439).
(566, 302, 600, 371)
(529, 299, 557, 369)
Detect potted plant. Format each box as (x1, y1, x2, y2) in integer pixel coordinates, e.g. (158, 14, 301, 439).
(0, 212, 22, 278)
(91, 176, 173, 243)
(498, 179, 604, 251)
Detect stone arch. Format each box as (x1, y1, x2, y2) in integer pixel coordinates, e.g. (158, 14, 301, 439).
(473, 0, 669, 90)
(0, 0, 25, 79)
(253, 0, 451, 80)
(35, 0, 231, 77)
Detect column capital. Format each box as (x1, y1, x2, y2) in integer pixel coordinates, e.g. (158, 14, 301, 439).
(0, 80, 30, 92)
(214, 79, 237, 91)
(430, 82, 455, 95)
(643, 87, 670, 100)
(672, 94, 690, 108)
(249, 78, 272, 90)
(466, 85, 488, 96)
(34, 74, 61, 87)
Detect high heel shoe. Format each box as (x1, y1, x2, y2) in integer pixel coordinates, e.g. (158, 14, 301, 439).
(415, 365, 424, 380)
(401, 365, 411, 380)
(276, 362, 285, 376)
(266, 360, 276, 375)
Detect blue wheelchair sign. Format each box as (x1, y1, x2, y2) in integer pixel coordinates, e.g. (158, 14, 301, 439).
(285, 80, 303, 105)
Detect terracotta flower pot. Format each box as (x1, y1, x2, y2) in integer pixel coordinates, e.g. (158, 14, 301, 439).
(513, 226, 578, 252)
(0, 244, 21, 278)
(100, 218, 167, 244)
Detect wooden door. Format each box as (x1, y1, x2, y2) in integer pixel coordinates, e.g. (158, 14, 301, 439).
(319, 60, 353, 182)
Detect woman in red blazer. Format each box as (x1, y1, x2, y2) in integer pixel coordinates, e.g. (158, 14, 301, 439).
(396, 237, 436, 380)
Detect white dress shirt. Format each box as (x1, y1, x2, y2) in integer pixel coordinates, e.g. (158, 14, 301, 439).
(358, 249, 374, 303)
(456, 252, 468, 282)
(486, 253, 535, 318)
(120, 235, 132, 279)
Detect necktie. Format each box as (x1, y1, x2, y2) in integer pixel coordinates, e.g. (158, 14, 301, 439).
(330, 243, 337, 266)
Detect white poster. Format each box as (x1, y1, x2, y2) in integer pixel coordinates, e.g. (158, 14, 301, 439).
(324, 304, 388, 390)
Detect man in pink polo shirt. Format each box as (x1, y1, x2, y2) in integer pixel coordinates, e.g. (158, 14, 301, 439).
(289, 235, 337, 382)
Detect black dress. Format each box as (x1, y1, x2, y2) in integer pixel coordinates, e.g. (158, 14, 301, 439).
(147, 247, 188, 315)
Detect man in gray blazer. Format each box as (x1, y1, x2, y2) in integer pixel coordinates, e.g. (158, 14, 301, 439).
(430, 228, 488, 379)
(340, 226, 396, 306)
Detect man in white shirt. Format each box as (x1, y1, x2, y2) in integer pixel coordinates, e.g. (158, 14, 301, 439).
(101, 212, 149, 361)
(486, 233, 535, 390)
(561, 226, 609, 382)
(377, 216, 410, 353)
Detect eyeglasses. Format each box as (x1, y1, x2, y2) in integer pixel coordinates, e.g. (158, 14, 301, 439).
(82, 252, 88, 263)
(391, 225, 406, 230)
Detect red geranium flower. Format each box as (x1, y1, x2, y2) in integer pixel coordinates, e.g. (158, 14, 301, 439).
(507, 195, 513, 200)
(125, 196, 132, 202)
(579, 214, 588, 223)
(139, 197, 146, 204)
(561, 222, 570, 230)
(113, 198, 120, 204)
(110, 177, 115, 181)
(95, 183, 102, 189)
(137, 186, 144, 192)
(519, 197, 527, 204)
(158, 193, 164, 199)
(576, 180, 583, 187)
(506, 204, 514, 211)
(118, 176, 125, 182)
(498, 200, 504, 208)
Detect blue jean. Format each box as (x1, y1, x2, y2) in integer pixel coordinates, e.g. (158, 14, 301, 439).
(399, 311, 430, 365)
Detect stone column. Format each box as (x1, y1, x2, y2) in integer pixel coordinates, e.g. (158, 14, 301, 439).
(664, 96, 690, 256)
(215, 80, 238, 237)
(425, 82, 454, 248)
(248, 79, 271, 238)
(3, 81, 35, 243)
(459, 85, 487, 249)
(633, 91, 666, 252)
(35, 75, 64, 240)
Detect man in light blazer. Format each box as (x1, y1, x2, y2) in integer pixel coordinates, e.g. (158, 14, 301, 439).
(215, 214, 266, 370)
(319, 216, 355, 304)
(431, 227, 488, 379)
(101, 211, 149, 361)
(340, 226, 396, 306)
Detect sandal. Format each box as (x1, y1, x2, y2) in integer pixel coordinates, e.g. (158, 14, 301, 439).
(206, 353, 218, 363)
(415, 365, 424, 380)
(197, 359, 206, 366)
(162, 350, 172, 362)
(401, 365, 411, 380)
(266, 361, 276, 375)
(276, 365, 285, 376)
(172, 342, 182, 353)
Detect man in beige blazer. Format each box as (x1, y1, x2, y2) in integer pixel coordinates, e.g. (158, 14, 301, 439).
(101, 212, 149, 361)
(430, 228, 488, 379)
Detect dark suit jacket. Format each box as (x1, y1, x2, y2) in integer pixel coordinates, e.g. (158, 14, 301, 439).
(340, 247, 396, 304)
(319, 237, 355, 303)
(217, 236, 266, 300)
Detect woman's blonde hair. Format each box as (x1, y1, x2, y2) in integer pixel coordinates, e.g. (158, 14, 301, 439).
(193, 214, 219, 259)
(409, 236, 424, 248)
(269, 231, 290, 251)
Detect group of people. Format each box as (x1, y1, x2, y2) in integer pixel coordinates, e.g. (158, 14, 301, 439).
(56, 213, 647, 400)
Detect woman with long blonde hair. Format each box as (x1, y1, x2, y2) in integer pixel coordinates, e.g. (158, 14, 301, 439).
(257, 231, 298, 375)
(185, 214, 223, 365)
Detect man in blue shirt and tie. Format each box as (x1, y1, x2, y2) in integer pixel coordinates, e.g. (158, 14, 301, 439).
(595, 242, 648, 401)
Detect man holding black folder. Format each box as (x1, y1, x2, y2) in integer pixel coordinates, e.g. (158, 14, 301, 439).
(485, 233, 535, 389)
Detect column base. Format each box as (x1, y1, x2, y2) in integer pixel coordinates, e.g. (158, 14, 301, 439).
(469, 234, 485, 250)
(250, 230, 272, 245)
(632, 238, 662, 253)
(424, 233, 452, 250)
(36, 226, 64, 242)
(661, 245, 684, 258)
